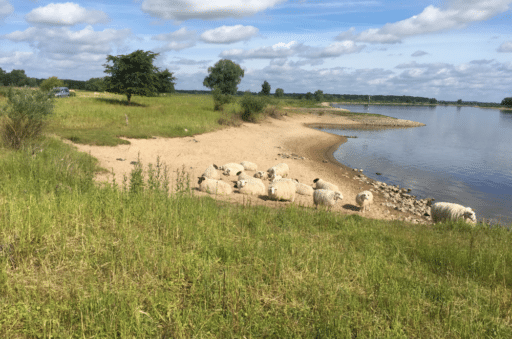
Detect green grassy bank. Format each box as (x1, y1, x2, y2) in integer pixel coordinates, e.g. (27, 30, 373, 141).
(0, 93, 511, 337)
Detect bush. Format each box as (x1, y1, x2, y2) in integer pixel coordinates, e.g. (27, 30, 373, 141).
(212, 87, 232, 111)
(501, 97, 512, 108)
(240, 93, 267, 122)
(0, 88, 54, 149)
(40, 76, 64, 92)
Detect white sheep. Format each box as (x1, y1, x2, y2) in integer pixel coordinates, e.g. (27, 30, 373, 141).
(197, 176, 232, 195)
(356, 190, 374, 213)
(430, 202, 477, 225)
(221, 163, 245, 176)
(235, 179, 266, 196)
(201, 164, 220, 180)
(313, 178, 340, 192)
(268, 163, 289, 179)
(240, 161, 258, 171)
(295, 181, 314, 196)
(313, 189, 343, 210)
(236, 171, 253, 181)
(268, 180, 296, 202)
(254, 171, 268, 180)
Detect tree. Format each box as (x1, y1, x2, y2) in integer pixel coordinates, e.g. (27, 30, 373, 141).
(305, 92, 313, 101)
(155, 69, 176, 94)
(260, 80, 271, 96)
(203, 59, 244, 95)
(4, 69, 28, 87)
(0, 68, 5, 86)
(275, 88, 284, 97)
(103, 50, 160, 103)
(40, 76, 65, 92)
(85, 77, 106, 92)
(457, 99, 463, 105)
(501, 97, 512, 108)
(314, 90, 324, 102)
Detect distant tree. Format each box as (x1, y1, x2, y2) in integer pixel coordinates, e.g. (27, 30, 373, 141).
(103, 49, 160, 103)
(314, 90, 324, 102)
(155, 69, 176, 94)
(40, 76, 65, 92)
(305, 92, 313, 101)
(203, 59, 244, 95)
(0, 67, 5, 86)
(4, 69, 28, 87)
(275, 88, 284, 97)
(429, 98, 437, 104)
(85, 77, 106, 92)
(27, 78, 38, 88)
(457, 99, 463, 105)
(260, 80, 271, 96)
(501, 97, 512, 108)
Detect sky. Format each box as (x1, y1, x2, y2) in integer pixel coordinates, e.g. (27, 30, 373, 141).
(1, 0, 512, 102)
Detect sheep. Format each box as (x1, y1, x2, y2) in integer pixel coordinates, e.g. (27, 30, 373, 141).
(236, 171, 253, 181)
(313, 178, 340, 192)
(356, 190, 374, 213)
(268, 163, 289, 179)
(240, 161, 258, 171)
(295, 181, 314, 196)
(268, 180, 296, 202)
(221, 163, 245, 176)
(201, 164, 220, 180)
(197, 176, 232, 195)
(254, 171, 268, 180)
(313, 189, 343, 210)
(235, 179, 266, 196)
(430, 202, 477, 225)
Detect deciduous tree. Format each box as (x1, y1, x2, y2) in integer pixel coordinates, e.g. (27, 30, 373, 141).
(203, 59, 244, 95)
(275, 88, 284, 97)
(260, 80, 271, 96)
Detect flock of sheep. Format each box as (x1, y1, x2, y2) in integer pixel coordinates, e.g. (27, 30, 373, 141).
(197, 161, 374, 213)
(197, 161, 478, 225)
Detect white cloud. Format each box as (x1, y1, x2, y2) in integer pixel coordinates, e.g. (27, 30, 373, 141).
(0, 0, 14, 20)
(25, 2, 110, 26)
(220, 41, 306, 59)
(305, 40, 365, 58)
(497, 41, 512, 52)
(411, 50, 428, 57)
(156, 41, 196, 51)
(336, 1, 512, 44)
(152, 27, 196, 41)
(201, 25, 258, 44)
(0, 51, 35, 68)
(141, 0, 286, 21)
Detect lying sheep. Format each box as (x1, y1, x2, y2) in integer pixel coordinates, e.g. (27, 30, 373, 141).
(197, 176, 232, 195)
(313, 178, 340, 192)
(313, 189, 343, 211)
(235, 179, 265, 196)
(221, 163, 245, 176)
(240, 161, 258, 171)
(254, 171, 268, 180)
(268, 163, 289, 179)
(268, 180, 296, 202)
(356, 190, 374, 213)
(431, 202, 477, 225)
(201, 164, 220, 180)
(295, 181, 314, 196)
(236, 171, 253, 181)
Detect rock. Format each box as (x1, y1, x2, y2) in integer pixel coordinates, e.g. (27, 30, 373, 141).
(376, 172, 382, 175)
(116, 158, 125, 161)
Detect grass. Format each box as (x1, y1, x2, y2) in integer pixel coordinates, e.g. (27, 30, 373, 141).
(1, 91, 511, 337)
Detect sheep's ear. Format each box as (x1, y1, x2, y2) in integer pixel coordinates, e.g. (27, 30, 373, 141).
(313, 178, 319, 183)
(237, 171, 242, 175)
(213, 164, 218, 169)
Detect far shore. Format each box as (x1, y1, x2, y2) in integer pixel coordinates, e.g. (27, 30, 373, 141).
(328, 101, 512, 111)
(67, 105, 430, 224)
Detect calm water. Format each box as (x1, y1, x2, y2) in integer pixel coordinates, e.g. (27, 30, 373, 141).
(320, 104, 512, 225)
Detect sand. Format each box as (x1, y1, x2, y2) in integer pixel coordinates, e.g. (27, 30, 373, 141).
(66, 105, 426, 222)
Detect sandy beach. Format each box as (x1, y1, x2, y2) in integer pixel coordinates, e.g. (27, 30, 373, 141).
(67, 105, 427, 222)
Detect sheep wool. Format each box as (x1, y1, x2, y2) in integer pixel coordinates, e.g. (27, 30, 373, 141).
(236, 171, 253, 181)
(268, 163, 289, 178)
(268, 180, 296, 202)
(313, 189, 343, 210)
(295, 181, 314, 196)
(313, 178, 340, 192)
(235, 179, 266, 196)
(431, 202, 477, 224)
(356, 190, 374, 213)
(197, 176, 232, 195)
(254, 171, 268, 180)
(201, 164, 220, 180)
(240, 161, 258, 171)
(221, 163, 245, 176)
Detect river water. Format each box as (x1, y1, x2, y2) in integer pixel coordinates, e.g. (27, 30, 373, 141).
(320, 104, 512, 226)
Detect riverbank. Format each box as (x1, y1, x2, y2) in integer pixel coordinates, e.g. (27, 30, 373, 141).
(329, 101, 512, 111)
(68, 105, 429, 224)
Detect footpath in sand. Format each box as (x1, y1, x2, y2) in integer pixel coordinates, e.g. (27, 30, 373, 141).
(68, 104, 427, 223)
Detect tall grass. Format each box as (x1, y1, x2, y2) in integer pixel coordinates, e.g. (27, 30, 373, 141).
(0, 137, 511, 337)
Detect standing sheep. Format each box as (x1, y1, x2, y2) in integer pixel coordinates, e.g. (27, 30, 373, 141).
(197, 176, 232, 195)
(268, 180, 296, 202)
(235, 179, 266, 196)
(431, 202, 477, 224)
(356, 190, 374, 213)
(313, 189, 343, 211)
(313, 178, 340, 192)
(201, 164, 220, 180)
(240, 161, 258, 171)
(268, 163, 289, 179)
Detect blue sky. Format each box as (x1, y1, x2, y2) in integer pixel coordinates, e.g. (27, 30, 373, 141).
(1, 0, 511, 102)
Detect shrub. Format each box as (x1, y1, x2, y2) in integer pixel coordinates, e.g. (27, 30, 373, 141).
(0, 88, 54, 149)
(212, 87, 232, 111)
(240, 93, 267, 122)
(40, 76, 64, 92)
